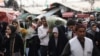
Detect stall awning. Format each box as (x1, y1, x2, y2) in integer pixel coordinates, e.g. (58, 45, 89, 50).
(62, 12, 90, 18)
(77, 13, 89, 18)
(0, 8, 20, 22)
(22, 7, 46, 14)
(62, 12, 74, 18)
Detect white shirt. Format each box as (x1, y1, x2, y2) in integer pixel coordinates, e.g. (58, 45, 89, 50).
(38, 25, 49, 46)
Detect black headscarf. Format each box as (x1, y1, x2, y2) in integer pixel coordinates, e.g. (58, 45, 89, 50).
(1, 22, 8, 36)
(8, 25, 17, 35)
(0, 22, 5, 52)
(7, 25, 17, 56)
(0, 22, 2, 32)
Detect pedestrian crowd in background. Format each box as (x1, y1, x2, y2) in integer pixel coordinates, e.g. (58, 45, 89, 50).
(0, 15, 100, 56)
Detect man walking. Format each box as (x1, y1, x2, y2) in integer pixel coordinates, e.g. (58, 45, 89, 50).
(61, 24, 100, 56)
(38, 17, 50, 56)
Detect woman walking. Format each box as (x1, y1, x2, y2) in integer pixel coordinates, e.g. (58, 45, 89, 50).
(4, 25, 24, 56)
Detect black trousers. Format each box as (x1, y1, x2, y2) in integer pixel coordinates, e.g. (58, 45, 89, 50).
(40, 45, 48, 56)
(0, 54, 3, 56)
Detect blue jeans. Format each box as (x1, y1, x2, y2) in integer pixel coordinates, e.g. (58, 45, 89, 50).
(40, 45, 48, 56)
(25, 48, 29, 56)
(38, 50, 41, 56)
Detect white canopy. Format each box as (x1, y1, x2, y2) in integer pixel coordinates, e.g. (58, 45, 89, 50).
(57, 1, 100, 12)
(22, 7, 46, 14)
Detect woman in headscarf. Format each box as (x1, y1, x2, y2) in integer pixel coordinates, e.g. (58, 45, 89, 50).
(25, 22, 40, 56)
(48, 26, 68, 56)
(0, 22, 8, 36)
(0, 33, 4, 56)
(0, 22, 8, 56)
(4, 25, 24, 56)
(0, 22, 4, 56)
(12, 20, 28, 43)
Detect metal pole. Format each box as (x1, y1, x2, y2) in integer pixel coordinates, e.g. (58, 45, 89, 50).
(45, 0, 48, 8)
(19, 0, 23, 12)
(89, 0, 94, 12)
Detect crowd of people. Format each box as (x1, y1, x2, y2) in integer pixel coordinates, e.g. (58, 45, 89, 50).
(0, 15, 100, 56)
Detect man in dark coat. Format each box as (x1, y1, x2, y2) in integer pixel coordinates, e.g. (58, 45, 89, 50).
(88, 15, 96, 27)
(86, 23, 99, 45)
(65, 20, 76, 40)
